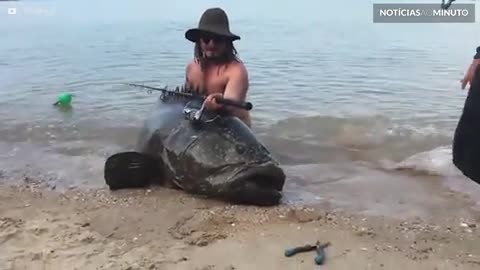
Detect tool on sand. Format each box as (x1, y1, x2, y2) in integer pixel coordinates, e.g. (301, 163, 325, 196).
(284, 241, 331, 265)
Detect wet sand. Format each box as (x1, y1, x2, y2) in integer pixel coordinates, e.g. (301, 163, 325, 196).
(1, 181, 480, 270)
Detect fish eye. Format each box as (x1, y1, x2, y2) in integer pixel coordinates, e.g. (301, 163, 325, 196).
(235, 144, 246, 154)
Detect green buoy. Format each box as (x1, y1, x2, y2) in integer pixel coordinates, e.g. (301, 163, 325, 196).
(53, 93, 73, 106)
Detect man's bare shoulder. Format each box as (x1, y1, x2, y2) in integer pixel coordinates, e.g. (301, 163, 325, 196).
(186, 59, 199, 73)
(228, 60, 249, 81)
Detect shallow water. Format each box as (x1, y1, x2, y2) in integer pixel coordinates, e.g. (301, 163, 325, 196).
(1, 0, 480, 217)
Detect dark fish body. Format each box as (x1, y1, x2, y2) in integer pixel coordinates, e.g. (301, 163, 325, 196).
(105, 92, 286, 206)
(453, 65, 480, 185)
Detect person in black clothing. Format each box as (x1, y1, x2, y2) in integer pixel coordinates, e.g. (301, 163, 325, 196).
(453, 46, 480, 185)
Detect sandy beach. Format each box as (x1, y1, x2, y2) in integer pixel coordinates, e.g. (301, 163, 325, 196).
(1, 180, 479, 270)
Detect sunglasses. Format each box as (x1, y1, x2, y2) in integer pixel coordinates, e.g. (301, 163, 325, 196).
(199, 34, 226, 43)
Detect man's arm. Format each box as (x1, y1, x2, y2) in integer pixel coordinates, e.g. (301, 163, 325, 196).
(222, 63, 251, 126)
(185, 62, 193, 88)
(462, 59, 480, 90)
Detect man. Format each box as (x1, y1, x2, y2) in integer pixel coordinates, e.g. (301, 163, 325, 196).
(184, 7, 251, 127)
(461, 46, 480, 90)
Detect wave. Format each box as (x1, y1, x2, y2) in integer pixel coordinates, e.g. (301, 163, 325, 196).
(260, 114, 454, 165)
(380, 145, 462, 177)
(0, 112, 464, 186)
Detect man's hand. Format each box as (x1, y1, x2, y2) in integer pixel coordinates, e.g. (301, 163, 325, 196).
(203, 93, 223, 110)
(461, 59, 479, 90)
(462, 78, 471, 90)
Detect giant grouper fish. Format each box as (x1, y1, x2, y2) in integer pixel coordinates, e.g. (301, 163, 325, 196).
(103, 85, 286, 206)
(453, 59, 480, 185)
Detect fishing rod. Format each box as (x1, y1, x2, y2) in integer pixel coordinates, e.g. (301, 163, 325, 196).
(126, 83, 253, 111)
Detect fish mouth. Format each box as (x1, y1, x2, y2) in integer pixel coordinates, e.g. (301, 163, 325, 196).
(223, 162, 286, 206)
(231, 162, 286, 192)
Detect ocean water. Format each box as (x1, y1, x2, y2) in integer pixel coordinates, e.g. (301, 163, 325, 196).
(1, 0, 480, 217)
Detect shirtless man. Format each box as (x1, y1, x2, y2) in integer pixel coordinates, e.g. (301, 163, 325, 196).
(184, 8, 251, 127)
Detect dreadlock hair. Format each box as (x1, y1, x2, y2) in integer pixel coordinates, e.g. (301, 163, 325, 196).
(193, 39, 240, 72)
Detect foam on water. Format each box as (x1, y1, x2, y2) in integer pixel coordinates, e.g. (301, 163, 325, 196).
(383, 146, 459, 176)
(0, 142, 110, 191)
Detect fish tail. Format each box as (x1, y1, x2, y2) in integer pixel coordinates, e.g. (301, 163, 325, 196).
(104, 151, 163, 190)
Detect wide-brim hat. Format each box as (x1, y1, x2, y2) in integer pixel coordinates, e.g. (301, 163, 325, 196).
(185, 8, 240, 42)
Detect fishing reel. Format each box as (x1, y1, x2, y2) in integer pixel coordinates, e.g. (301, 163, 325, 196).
(183, 101, 206, 123)
(182, 100, 219, 127)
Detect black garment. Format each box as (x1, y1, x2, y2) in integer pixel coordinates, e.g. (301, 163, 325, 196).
(452, 62, 480, 184)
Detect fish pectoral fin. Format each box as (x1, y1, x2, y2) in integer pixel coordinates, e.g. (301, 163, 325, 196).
(104, 151, 163, 190)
